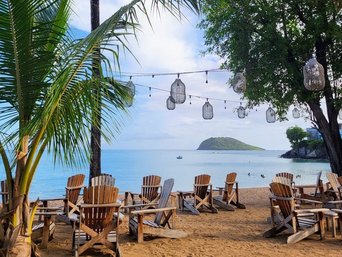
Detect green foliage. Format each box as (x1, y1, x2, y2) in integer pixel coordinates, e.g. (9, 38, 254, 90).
(307, 139, 325, 150)
(286, 126, 308, 149)
(199, 0, 342, 115)
(197, 137, 264, 150)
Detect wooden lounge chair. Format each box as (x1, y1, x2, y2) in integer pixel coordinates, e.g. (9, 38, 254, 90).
(213, 172, 245, 211)
(263, 182, 329, 244)
(0, 180, 9, 212)
(72, 185, 121, 256)
(90, 173, 115, 187)
(125, 175, 162, 206)
(128, 178, 183, 243)
(178, 174, 218, 215)
(326, 172, 342, 200)
(295, 171, 325, 202)
(64, 174, 85, 219)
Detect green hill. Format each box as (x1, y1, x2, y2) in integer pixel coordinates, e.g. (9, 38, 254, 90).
(197, 137, 264, 150)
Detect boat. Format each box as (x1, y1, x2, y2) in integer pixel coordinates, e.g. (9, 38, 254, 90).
(176, 156, 183, 159)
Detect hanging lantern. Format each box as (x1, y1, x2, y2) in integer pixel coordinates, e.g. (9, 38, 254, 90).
(127, 80, 135, 96)
(166, 96, 176, 110)
(126, 80, 135, 107)
(237, 105, 246, 119)
(339, 109, 342, 120)
(292, 107, 300, 119)
(170, 78, 186, 104)
(231, 72, 246, 94)
(202, 100, 214, 120)
(266, 107, 276, 123)
(303, 56, 325, 91)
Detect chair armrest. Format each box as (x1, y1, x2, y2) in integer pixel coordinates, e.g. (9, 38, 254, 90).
(295, 198, 323, 205)
(123, 203, 158, 210)
(131, 206, 176, 215)
(270, 195, 293, 201)
(294, 208, 329, 214)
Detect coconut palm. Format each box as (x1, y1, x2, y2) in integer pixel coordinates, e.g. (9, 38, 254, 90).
(0, 0, 200, 255)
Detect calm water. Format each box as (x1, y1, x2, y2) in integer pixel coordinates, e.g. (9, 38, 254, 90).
(0, 150, 331, 200)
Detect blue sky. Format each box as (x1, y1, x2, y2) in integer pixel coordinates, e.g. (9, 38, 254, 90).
(70, 0, 312, 150)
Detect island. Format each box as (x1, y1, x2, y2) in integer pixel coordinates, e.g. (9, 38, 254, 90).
(197, 137, 264, 150)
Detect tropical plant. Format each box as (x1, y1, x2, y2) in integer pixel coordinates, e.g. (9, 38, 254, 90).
(199, 0, 342, 175)
(0, 0, 200, 255)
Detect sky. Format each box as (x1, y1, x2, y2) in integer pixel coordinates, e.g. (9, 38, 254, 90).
(69, 0, 312, 150)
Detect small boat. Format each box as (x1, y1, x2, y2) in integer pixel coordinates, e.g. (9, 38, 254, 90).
(176, 156, 183, 159)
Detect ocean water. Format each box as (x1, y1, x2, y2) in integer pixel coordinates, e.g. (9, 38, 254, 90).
(0, 150, 331, 200)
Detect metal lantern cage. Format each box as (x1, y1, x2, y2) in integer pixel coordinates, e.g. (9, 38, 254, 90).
(170, 78, 186, 104)
(166, 96, 176, 110)
(237, 106, 246, 119)
(339, 109, 342, 120)
(202, 101, 214, 120)
(292, 107, 300, 119)
(231, 72, 246, 94)
(126, 80, 135, 107)
(266, 107, 276, 123)
(303, 57, 325, 91)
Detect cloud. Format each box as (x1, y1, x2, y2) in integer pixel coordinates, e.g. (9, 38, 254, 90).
(70, 1, 313, 151)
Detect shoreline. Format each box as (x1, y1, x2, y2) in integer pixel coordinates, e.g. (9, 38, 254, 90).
(40, 187, 342, 257)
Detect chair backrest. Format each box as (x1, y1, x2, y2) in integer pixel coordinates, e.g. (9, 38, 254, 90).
(66, 174, 85, 204)
(90, 173, 115, 187)
(141, 175, 161, 202)
(338, 176, 342, 186)
(269, 182, 295, 219)
(272, 176, 292, 187)
(225, 172, 237, 194)
(313, 171, 322, 197)
(82, 185, 119, 232)
(0, 180, 9, 209)
(154, 178, 174, 225)
(194, 174, 211, 199)
(276, 172, 294, 183)
(326, 172, 340, 197)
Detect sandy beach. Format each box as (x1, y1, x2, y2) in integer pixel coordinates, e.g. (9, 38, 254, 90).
(39, 187, 342, 257)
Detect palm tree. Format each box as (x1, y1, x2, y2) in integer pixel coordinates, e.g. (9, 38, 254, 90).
(0, 0, 200, 255)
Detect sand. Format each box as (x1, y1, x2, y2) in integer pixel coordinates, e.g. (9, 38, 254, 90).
(39, 188, 342, 257)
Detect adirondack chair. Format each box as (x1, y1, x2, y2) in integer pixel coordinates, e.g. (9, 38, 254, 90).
(125, 175, 162, 206)
(0, 180, 9, 211)
(263, 182, 329, 244)
(72, 185, 121, 257)
(127, 178, 183, 243)
(326, 172, 342, 200)
(64, 174, 85, 218)
(90, 173, 115, 187)
(295, 171, 325, 202)
(178, 174, 218, 215)
(213, 172, 245, 211)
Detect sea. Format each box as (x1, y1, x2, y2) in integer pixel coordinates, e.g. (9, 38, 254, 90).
(0, 150, 331, 200)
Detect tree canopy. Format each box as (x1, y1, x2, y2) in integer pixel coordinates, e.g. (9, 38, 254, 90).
(286, 126, 308, 149)
(199, 0, 342, 174)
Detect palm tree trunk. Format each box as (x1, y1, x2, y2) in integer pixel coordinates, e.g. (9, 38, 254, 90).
(89, 0, 102, 184)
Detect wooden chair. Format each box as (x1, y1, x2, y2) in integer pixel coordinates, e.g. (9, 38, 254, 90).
(213, 172, 245, 211)
(127, 178, 182, 243)
(295, 171, 325, 202)
(326, 172, 342, 200)
(125, 175, 162, 206)
(72, 185, 121, 257)
(64, 174, 85, 219)
(263, 182, 329, 244)
(90, 173, 115, 187)
(0, 180, 9, 212)
(178, 174, 218, 215)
